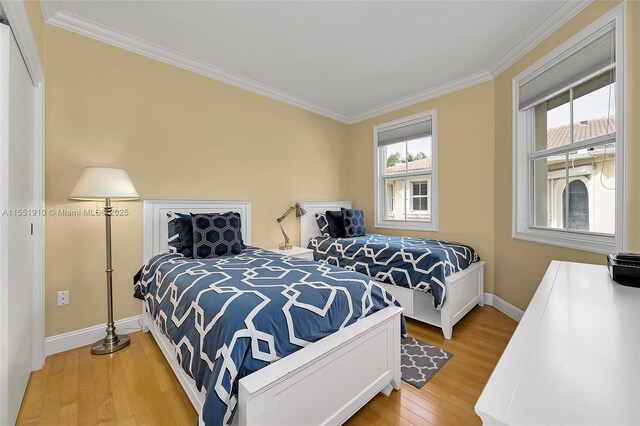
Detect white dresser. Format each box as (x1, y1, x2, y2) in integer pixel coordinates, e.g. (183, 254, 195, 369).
(476, 261, 640, 425)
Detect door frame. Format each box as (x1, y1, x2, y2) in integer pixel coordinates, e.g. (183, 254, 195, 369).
(0, 1, 45, 370)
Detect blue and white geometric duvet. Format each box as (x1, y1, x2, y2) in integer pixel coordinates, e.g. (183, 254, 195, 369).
(134, 248, 404, 426)
(308, 234, 480, 309)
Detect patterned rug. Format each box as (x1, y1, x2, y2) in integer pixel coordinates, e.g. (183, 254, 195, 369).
(401, 337, 453, 388)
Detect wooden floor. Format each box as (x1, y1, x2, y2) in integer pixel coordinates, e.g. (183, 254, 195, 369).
(17, 306, 516, 425)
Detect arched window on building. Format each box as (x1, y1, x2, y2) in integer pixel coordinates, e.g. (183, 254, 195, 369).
(562, 179, 589, 231)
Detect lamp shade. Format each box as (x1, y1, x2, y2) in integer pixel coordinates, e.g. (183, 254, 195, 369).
(69, 167, 139, 201)
(294, 203, 306, 217)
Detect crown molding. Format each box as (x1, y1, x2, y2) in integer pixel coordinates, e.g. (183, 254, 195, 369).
(347, 69, 493, 124)
(1, 0, 44, 83)
(489, 0, 593, 77)
(40, 0, 593, 125)
(41, 4, 351, 124)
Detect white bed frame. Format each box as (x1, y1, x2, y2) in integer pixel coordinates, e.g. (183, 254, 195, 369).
(141, 199, 403, 425)
(300, 201, 485, 340)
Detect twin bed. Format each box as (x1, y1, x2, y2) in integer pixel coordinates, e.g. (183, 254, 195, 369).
(136, 199, 484, 425)
(301, 201, 485, 340)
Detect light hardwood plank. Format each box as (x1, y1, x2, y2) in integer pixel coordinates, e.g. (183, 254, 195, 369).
(77, 346, 98, 426)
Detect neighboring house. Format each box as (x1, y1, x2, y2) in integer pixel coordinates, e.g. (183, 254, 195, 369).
(539, 116, 615, 234)
(385, 117, 615, 233)
(384, 157, 432, 222)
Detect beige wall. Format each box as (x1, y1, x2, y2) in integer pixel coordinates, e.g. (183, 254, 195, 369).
(348, 81, 497, 293)
(493, 0, 639, 310)
(44, 25, 350, 336)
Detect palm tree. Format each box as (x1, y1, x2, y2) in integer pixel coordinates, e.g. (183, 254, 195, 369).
(407, 151, 427, 162)
(386, 152, 402, 167)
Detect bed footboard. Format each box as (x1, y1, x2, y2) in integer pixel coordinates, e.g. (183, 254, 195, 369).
(142, 301, 402, 425)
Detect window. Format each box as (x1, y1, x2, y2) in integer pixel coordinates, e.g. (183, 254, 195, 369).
(411, 180, 429, 212)
(562, 179, 589, 231)
(513, 7, 626, 253)
(374, 110, 437, 231)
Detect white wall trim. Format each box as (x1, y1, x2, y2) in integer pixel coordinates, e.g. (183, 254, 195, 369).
(488, 1, 593, 76)
(31, 81, 45, 370)
(40, 5, 351, 124)
(483, 292, 524, 322)
(0, 0, 44, 83)
(39, 1, 593, 125)
(350, 70, 493, 124)
(43, 293, 521, 358)
(44, 315, 142, 356)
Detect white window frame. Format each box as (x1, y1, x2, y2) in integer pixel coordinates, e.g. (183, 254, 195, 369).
(512, 4, 626, 254)
(374, 109, 438, 231)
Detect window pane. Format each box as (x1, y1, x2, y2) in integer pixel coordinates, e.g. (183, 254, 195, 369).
(412, 181, 428, 196)
(384, 142, 406, 175)
(563, 180, 589, 231)
(533, 154, 568, 229)
(573, 70, 615, 144)
(533, 144, 615, 234)
(412, 197, 428, 211)
(384, 177, 405, 221)
(535, 91, 570, 151)
(407, 137, 432, 172)
(569, 143, 615, 234)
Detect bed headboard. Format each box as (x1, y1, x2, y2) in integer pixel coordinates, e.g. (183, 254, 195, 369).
(299, 201, 352, 248)
(143, 199, 252, 262)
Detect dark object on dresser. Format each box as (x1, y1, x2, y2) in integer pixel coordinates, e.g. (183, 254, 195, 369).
(607, 254, 640, 287)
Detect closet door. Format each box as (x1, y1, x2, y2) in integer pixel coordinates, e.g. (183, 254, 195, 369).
(0, 23, 35, 426)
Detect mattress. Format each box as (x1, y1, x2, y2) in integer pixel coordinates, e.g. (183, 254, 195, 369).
(308, 234, 479, 309)
(134, 247, 404, 426)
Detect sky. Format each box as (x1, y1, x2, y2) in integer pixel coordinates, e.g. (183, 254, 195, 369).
(547, 83, 616, 128)
(386, 136, 432, 160)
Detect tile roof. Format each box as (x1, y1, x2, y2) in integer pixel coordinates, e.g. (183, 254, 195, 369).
(547, 116, 615, 148)
(385, 157, 432, 174)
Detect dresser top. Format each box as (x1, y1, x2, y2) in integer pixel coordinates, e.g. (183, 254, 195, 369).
(476, 261, 640, 425)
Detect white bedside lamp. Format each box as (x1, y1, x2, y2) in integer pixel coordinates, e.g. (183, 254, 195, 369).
(70, 167, 139, 355)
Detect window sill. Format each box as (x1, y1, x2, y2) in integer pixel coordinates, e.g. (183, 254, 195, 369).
(512, 227, 619, 254)
(375, 220, 437, 232)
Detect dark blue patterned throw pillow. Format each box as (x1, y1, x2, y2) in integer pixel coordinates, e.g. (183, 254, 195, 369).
(325, 210, 345, 238)
(167, 212, 190, 253)
(191, 212, 244, 258)
(315, 213, 331, 237)
(174, 218, 194, 258)
(342, 208, 366, 237)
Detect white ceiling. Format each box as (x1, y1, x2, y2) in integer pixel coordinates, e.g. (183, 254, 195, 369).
(42, 1, 590, 123)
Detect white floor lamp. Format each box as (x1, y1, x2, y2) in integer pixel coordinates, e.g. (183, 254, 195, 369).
(70, 167, 139, 355)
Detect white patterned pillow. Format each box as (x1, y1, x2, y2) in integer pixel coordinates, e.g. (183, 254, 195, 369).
(315, 213, 331, 237)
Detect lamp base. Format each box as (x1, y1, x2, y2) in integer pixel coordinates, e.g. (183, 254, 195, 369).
(91, 333, 130, 355)
(279, 242, 293, 250)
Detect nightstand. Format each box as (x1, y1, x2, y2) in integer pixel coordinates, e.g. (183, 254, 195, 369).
(268, 246, 314, 260)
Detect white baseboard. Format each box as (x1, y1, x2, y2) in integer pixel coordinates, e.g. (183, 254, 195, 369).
(44, 315, 142, 356)
(483, 292, 524, 322)
(43, 294, 522, 357)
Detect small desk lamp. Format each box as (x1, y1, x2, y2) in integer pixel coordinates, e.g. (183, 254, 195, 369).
(276, 203, 306, 250)
(70, 167, 139, 355)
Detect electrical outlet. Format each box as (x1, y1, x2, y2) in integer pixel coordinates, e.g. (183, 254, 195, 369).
(57, 290, 69, 306)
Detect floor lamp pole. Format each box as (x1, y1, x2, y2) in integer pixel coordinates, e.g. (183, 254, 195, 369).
(91, 197, 130, 355)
